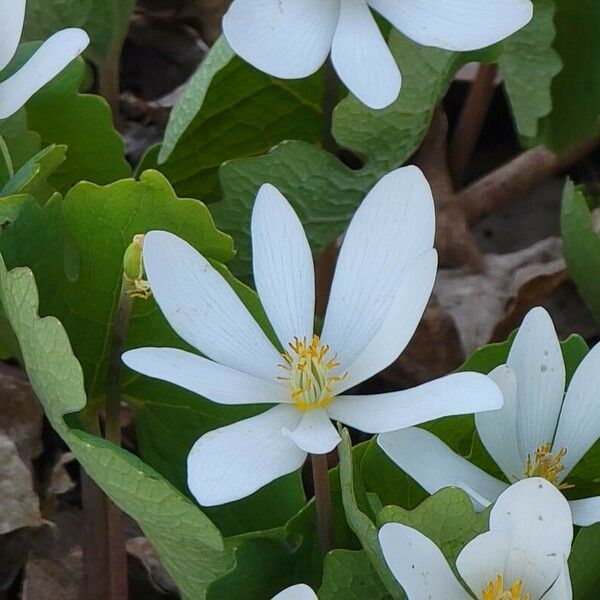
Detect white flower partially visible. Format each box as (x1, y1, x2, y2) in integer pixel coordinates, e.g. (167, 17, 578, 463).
(123, 166, 503, 506)
(271, 584, 317, 600)
(379, 477, 573, 600)
(222, 0, 533, 109)
(0, 0, 89, 119)
(379, 306, 600, 527)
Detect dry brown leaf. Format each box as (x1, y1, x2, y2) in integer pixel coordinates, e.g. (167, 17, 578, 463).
(435, 237, 566, 354)
(127, 537, 178, 595)
(22, 559, 79, 600)
(0, 432, 41, 535)
(0, 363, 43, 468)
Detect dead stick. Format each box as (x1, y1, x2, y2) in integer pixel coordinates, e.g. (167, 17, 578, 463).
(459, 136, 600, 225)
(449, 63, 498, 186)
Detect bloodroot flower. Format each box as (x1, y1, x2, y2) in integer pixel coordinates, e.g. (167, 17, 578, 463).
(222, 0, 533, 109)
(379, 478, 573, 599)
(379, 306, 600, 526)
(0, 0, 89, 119)
(123, 166, 502, 506)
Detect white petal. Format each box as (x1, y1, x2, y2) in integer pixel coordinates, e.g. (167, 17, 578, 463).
(456, 530, 512, 598)
(552, 342, 600, 476)
(377, 427, 507, 511)
(0, 28, 89, 120)
(271, 584, 317, 600)
(251, 184, 315, 347)
(508, 308, 565, 465)
(338, 250, 437, 393)
(475, 365, 523, 482)
(328, 371, 503, 434)
(143, 231, 282, 381)
(569, 496, 600, 527)
(285, 409, 341, 454)
(378, 523, 466, 599)
(222, 0, 339, 79)
(330, 0, 401, 109)
(490, 478, 573, 593)
(322, 166, 435, 373)
(187, 405, 305, 506)
(0, 0, 25, 72)
(542, 556, 572, 600)
(369, 0, 533, 52)
(122, 347, 290, 405)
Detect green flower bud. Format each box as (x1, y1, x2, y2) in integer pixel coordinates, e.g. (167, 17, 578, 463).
(123, 234, 151, 299)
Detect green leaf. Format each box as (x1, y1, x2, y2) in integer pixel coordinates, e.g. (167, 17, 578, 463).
(0, 110, 40, 171)
(319, 550, 391, 600)
(207, 536, 301, 600)
(378, 489, 488, 565)
(570, 523, 600, 599)
(151, 36, 323, 201)
(531, 0, 600, 152)
(212, 34, 469, 280)
(1, 45, 130, 191)
(0, 253, 233, 599)
(499, 0, 562, 138)
(1, 144, 67, 198)
(561, 179, 600, 323)
(210, 465, 362, 599)
(23, 0, 135, 70)
(24, 53, 131, 190)
(339, 429, 404, 599)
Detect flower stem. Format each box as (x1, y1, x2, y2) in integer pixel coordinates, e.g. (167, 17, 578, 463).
(105, 281, 132, 445)
(322, 57, 339, 155)
(101, 280, 133, 599)
(311, 453, 334, 555)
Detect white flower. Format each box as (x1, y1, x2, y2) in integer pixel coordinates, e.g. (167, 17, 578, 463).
(222, 0, 533, 110)
(379, 477, 573, 600)
(123, 166, 502, 506)
(0, 0, 89, 119)
(378, 306, 600, 527)
(271, 584, 316, 600)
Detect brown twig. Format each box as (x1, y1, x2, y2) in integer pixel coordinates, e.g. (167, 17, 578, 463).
(415, 108, 487, 273)
(459, 136, 600, 224)
(449, 63, 498, 186)
(414, 103, 600, 274)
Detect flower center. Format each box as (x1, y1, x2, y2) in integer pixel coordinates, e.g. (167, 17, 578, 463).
(523, 443, 573, 489)
(278, 335, 347, 411)
(482, 575, 528, 600)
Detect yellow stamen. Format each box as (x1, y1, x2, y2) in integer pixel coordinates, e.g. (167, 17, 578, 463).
(524, 443, 573, 490)
(482, 575, 529, 600)
(278, 335, 347, 411)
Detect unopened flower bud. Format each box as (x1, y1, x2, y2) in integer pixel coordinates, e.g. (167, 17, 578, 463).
(123, 234, 151, 299)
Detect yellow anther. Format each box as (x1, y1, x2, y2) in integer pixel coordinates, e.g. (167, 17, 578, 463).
(279, 335, 347, 411)
(482, 575, 529, 600)
(524, 443, 573, 490)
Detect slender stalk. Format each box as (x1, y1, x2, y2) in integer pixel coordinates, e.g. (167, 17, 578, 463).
(83, 280, 132, 600)
(0, 133, 14, 179)
(311, 453, 334, 555)
(105, 283, 132, 445)
(322, 57, 339, 155)
(449, 63, 498, 186)
(82, 416, 110, 600)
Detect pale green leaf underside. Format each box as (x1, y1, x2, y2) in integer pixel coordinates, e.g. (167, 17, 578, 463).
(0, 254, 233, 599)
